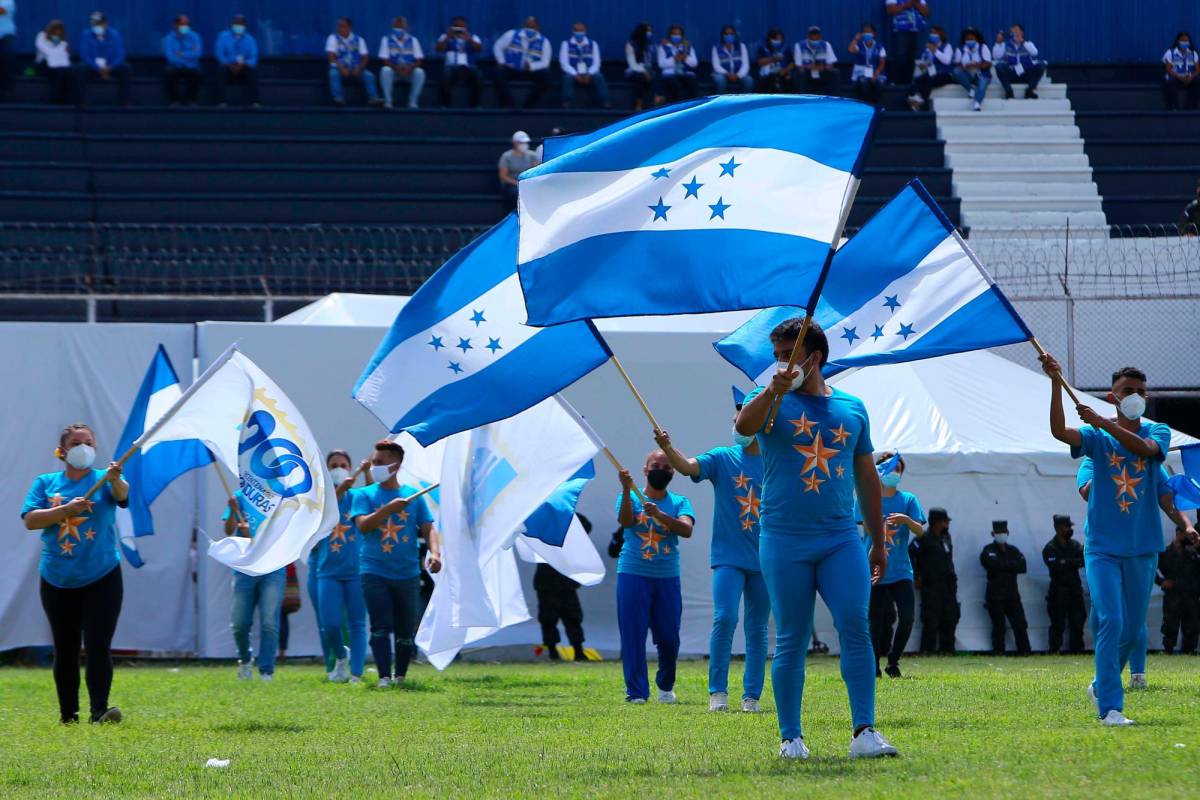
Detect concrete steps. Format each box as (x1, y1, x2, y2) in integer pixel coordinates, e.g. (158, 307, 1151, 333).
(962, 210, 1109, 230)
(954, 181, 1100, 198)
(931, 79, 1067, 100)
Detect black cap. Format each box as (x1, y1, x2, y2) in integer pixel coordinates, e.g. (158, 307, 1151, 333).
(89, 10, 106, 24)
(232, 13, 247, 24)
(808, 25, 822, 35)
(928, 507, 950, 523)
(992, 520, 1009, 533)
(1053, 514, 1073, 527)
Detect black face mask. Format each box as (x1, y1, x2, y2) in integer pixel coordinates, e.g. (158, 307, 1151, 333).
(646, 469, 673, 491)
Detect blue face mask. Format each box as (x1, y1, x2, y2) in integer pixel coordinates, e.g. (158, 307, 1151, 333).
(50, 34, 62, 43)
(393, 28, 406, 36)
(966, 39, 978, 49)
(92, 25, 105, 36)
(862, 33, 875, 44)
(809, 38, 823, 48)
(770, 38, 783, 49)
(573, 32, 586, 42)
(177, 25, 191, 36)
(928, 34, 940, 45)
(523, 27, 537, 37)
(880, 471, 903, 489)
(670, 34, 682, 44)
(645, 30, 654, 41)
(723, 33, 736, 44)
(232, 24, 246, 35)
(1181, 41, 1192, 50)
(732, 425, 754, 448)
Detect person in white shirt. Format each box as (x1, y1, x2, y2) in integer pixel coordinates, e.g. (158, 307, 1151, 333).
(1161, 31, 1198, 110)
(494, 16, 552, 109)
(35, 19, 77, 105)
(624, 21, 660, 111)
(952, 27, 992, 111)
(711, 24, 752, 94)
(993, 24, 1044, 100)
(560, 20, 608, 108)
(435, 15, 483, 108)
(378, 15, 425, 109)
(847, 23, 887, 105)
(906, 25, 954, 110)
(657, 23, 698, 102)
(794, 25, 840, 96)
(326, 17, 382, 107)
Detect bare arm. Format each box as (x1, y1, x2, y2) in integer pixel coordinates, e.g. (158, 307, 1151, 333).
(1159, 492, 1198, 540)
(24, 497, 92, 530)
(355, 497, 407, 533)
(617, 470, 635, 528)
(855, 452, 886, 582)
(645, 503, 693, 538)
(1040, 353, 1082, 447)
(1082, 410, 1160, 458)
(653, 429, 700, 478)
(499, 165, 517, 186)
(422, 522, 442, 572)
(736, 372, 795, 436)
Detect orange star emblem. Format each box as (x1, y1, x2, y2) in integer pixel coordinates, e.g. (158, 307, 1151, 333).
(59, 515, 85, 542)
(789, 414, 816, 439)
(48, 494, 64, 508)
(794, 431, 840, 477)
(635, 512, 654, 530)
(1132, 457, 1147, 473)
(330, 522, 350, 543)
(83, 528, 96, 541)
(802, 472, 825, 494)
(329, 541, 343, 553)
(381, 542, 394, 553)
(401, 535, 410, 543)
(883, 523, 897, 546)
(741, 517, 756, 532)
(59, 540, 76, 556)
(1111, 467, 1143, 500)
(638, 528, 664, 553)
(733, 472, 751, 490)
(380, 519, 401, 543)
(829, 423, 850, 446)
(397, 508, 410, 523)
(736, 486, 761, 519)
(641, 550, 654, 560)
(1106, 451, 1124, 470)
(1117, 497, 1133, 514)
(835, 465, 845, 478)
(662, 546, 671, 554)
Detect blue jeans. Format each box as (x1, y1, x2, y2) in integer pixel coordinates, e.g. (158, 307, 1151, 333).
(1086, 552, 1156, 716)
(712, 72, 754, 94)
(380, 65, 426, 108)
(760, 530, 875, 740)
(306, 555, 334, 671)
(561, 72, 610, 106)
(318, 575, 368, 677)
(328, 66, 379, 103)
(230, 569, 286, 675)
(362, 573, 420, 679)
(709, 566, 770, 699)
(616, 573, 681, 701)
(952, 67, 991, 104)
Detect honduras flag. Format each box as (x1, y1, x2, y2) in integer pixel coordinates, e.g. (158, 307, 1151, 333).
(714, 180, 1032, 384)
(517, 95, 879, 325)
(519, 461, 595, 548)
(1167, 444, 1200, 511)
(354, 214, 611, 446)
(115, 345, 213, 544)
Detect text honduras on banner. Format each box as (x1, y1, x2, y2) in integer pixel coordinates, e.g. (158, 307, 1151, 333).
(517, 95, 879, 325)
(714, 180, 1032, 383)
(114, 344, 213, 538)
(353, 214, 611, 446)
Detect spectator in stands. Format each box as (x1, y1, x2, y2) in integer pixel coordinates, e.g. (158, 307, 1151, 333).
(494, 16, 552, 109)
(78, 11, 131, 107)
(885, 0, 929, 85)
(711, 24, 752, 94)
(435, 15, 483, 109)
(906, 25, 953, 110)
(326, 17, 381, 107)
(794, 26, 839, 96)
(1161, 31, 1199, 111)
(0, 0, 14, 102)
(754, 27, 793, 93)
(1178, 181, 1200, 234)
(993, 24, 1044, 100)
(379, 16, 425, 110)
(35, 19, 77, 105)
(162, 13, 202, 106)
(560, 20, 608, 108)
(952, 26, 992, 111)
(848, 23, 887, 105)
(214, 14, 259, 108)
(657, 24, 698, 102)
(624, 21, 659, 111)
(498, 130, 539, 210)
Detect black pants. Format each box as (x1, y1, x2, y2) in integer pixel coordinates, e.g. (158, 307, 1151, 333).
(795, 69, 841, 97)
(854, 77, 884, 105)
(910, 72, 954, 106)
(40, 65, 78, 105)
(362, 574, 420, 679)
(755, 72, 793, 94)
(1162, 77, 1200, 110)
(217, 65, 259, 105)
(495, 66, 550, 108)
(1162, 590, 1200, 653)
(918, 581, 959, 653)
(0, 35, 14, 100)
(889, 31, 919, 85)
(439, 65, 483, 107)
(986, 591, 1030, 654)
(661, 73, 698, 103)
(870, 579, 915, 666)
(1046, 582, 1086, 653)
(536, 586, 585, 650)
(626, 70, 655, 108)
(39, 566, 123, 722)
(77, 63, 132, 105)
(164, 66, 201, 104)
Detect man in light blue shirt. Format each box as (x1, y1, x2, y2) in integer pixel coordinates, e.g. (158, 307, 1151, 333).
(162, 13, 202, 105)
(214, 13, 259, 107)
(78, 11, 132, 105)
(0, 0, 15, 101)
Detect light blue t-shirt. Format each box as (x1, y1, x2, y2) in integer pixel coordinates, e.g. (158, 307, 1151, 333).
(1071, 422, 1171, 557)
(317, 489, 361, 580)
(745, 386, 873, 536)
(614, 490, 696, 579)
(221, 492, 286, 577)
(692, 445, 763, 572)
(857, 490, 925, 584)
(1078, 456, 1171, 498)
(22, 469, 124, 589)
(351, 483, 434, 580)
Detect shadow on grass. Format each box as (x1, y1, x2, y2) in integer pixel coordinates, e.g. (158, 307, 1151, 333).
(391, 681, 444, 693)
(211, 721, 308, 734)
(442, 675, 557, 690)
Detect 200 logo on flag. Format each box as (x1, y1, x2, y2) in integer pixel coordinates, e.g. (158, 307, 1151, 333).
(238, 410, 313, 499)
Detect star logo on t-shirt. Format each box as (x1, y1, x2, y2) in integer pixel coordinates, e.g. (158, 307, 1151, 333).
(741, 517, 756, 532)
(59, 515, 85, 543)
(380, 519, 402, 550)
(802, 473, 825, 494)
(883, 520, 898, 547)
(835, 465, 846, 478)
(381, 541, 395, 553)
(330, 522, 350, 544)
(59, 540, 77, 556)
(48, 494, 64, 508)
(638, 528, 664, 553)
(1132, 457, 1147, 473)
(329, 541, 343, 553)
(401, 535, 410, 543)
(396, 508, 410, 524)
(1111, 466, 1143, 501)
(1117, 497, 1133, 514)
(662, 546, 671, 554)
(641, 550, 655, 560)
(794, 431, 840, 477)
(736, 486, 761, 519)
(789, 414, 817, 438)
(1106, 451, 1125, 470)
(733, 471, 751, 490)
(829, 423, 851, 446)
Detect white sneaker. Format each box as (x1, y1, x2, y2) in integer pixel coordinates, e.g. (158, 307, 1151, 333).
(377, 677, 392, 689)
(1101, 709, 1135, 726)
(657, 689, 677, 704)
(1130, 673, 1147, 690)
(627, 697, 646, 705)
(972, 101, 982, 111)
(741, 697, 761, 713)
(259, 672, 273, 682)
(348, 675, 362, 684)
(849, 727, 899, 758)
(907, 94, 923, 111)
(236, 662, 252, 681)
(1088, 681, 1100, 714)
(330, 658, 350, 683)
(708, 692, 729, 712)
(779, 738, 810, 760)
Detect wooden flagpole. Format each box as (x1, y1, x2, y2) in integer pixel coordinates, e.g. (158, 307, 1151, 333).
(1029, 337, 1082, 405)
(609, 355, 662, 432)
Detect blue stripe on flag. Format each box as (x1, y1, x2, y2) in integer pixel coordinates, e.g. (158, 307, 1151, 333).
(712, 306, 802, 383)
(520, 460, 596, 548)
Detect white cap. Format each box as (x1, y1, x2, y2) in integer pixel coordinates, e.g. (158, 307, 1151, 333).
(512, 130, 531, 143)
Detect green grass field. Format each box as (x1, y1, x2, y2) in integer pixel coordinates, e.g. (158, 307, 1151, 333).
(1, 655, 1198, 798)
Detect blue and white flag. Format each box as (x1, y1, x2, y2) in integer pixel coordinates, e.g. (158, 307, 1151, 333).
(354, 214, 611, 446)
(517, 95, 880, 325)
(714, 180, 1032, 383)
(519, 461, 595, 548)
(1168, 444, 1200, 511)
(876, 452, 902, 477)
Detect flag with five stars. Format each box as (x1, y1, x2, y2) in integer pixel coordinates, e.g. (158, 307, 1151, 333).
(516, 94, 880, 325)
(353, 214, 611, 446)
(714, 180, 1032, 384)
(1168, 443, 1200, 511)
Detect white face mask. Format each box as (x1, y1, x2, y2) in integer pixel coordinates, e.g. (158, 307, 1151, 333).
(777, 354, 815, 392)
(329, 467, 351, 485)
(1118, 394, 1146, 421)
(513, 142, 529, 153)
(370, 464, 397, 484)
(993, 533, 1008, 546)
(732, 425, 754, 448)
(66, 443, 96, 470)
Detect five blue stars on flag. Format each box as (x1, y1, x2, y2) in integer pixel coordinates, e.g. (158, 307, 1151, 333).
(646, 156, 740, 223)
(427, 308, 504, 374)
(840, 295, 917, 350)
